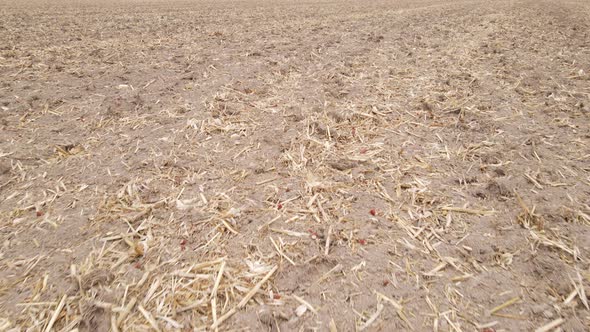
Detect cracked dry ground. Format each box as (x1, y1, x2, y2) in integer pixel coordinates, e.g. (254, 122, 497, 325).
(1, 0, 589, 331)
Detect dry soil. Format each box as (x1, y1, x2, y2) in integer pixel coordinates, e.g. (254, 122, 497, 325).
(0, 0, 589, 331)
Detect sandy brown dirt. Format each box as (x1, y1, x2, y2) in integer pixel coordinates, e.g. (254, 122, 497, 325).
(1, 0, 590, 330)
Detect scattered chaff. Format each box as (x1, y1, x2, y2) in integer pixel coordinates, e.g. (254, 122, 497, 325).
(293, 295, 318, 315)
(440, 206, 495, 216)
(534, 318, 565, 332)
(43, 295, 66, 332)
(1, 1, 589, 331)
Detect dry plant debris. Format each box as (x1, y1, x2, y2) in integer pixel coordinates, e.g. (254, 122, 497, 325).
(1, 0, 590, 331)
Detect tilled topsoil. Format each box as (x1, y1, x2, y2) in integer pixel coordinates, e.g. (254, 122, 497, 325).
(0, 0, 589, 331)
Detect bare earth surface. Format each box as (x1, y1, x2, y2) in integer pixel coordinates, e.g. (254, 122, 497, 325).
(1, 0, 589, 330)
